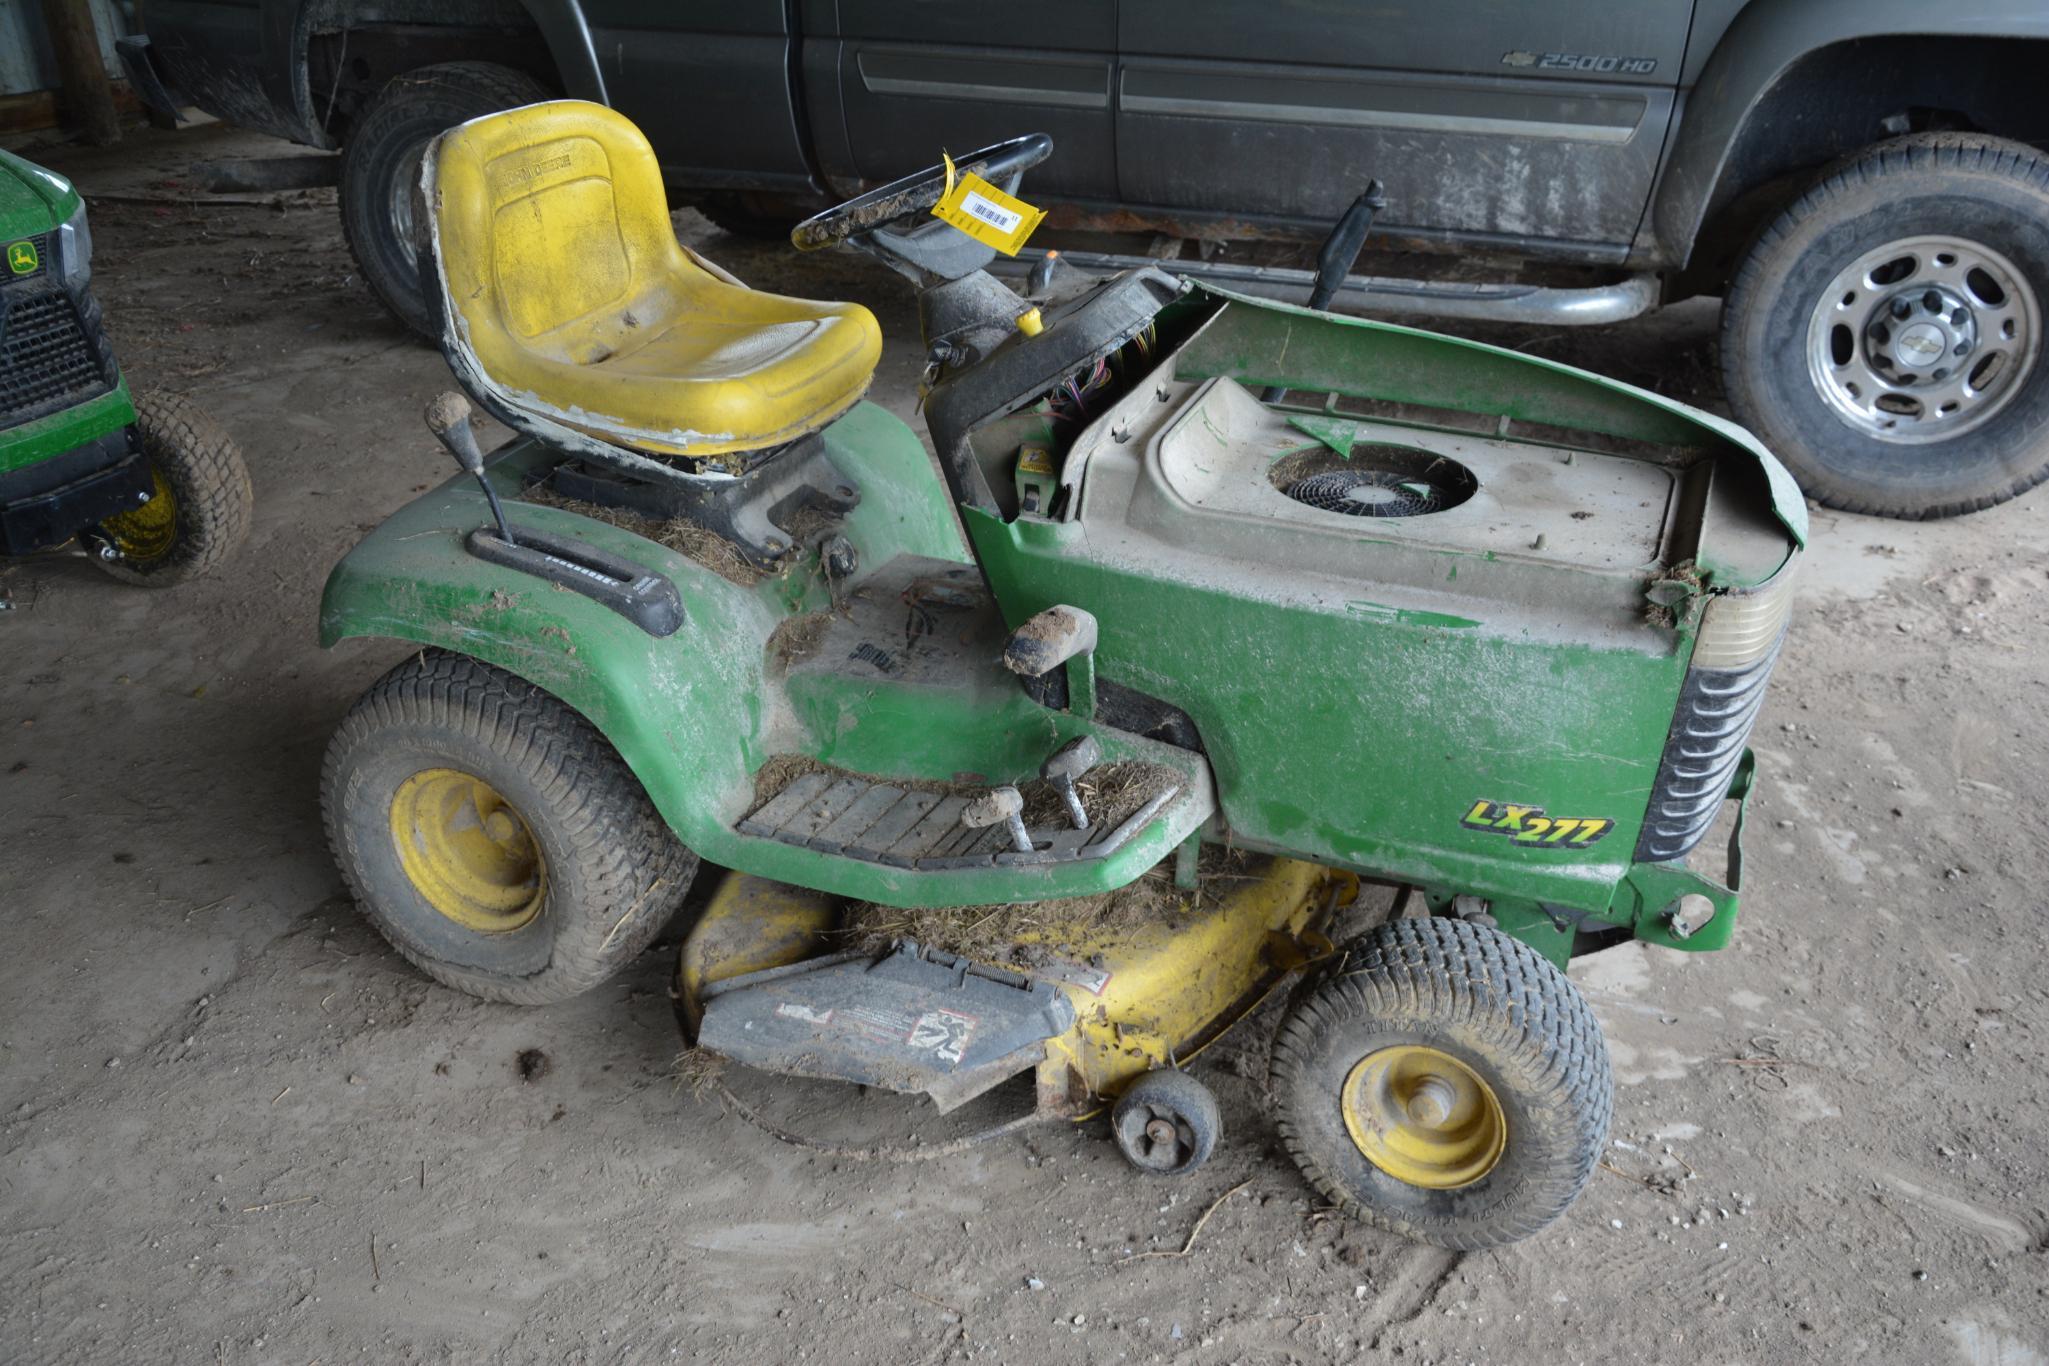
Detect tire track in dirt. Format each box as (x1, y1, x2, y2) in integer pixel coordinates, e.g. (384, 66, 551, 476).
(1365, 1244, 1462, 1350)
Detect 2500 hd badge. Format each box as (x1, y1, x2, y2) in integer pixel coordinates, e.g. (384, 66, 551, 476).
(1501, 51, 1658, 75)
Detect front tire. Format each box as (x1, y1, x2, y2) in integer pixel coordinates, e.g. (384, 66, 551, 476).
(339, 62, 553, 338)
(94, 393, 252, 585)
(321, 650, 697, 1003)
(1269, 917, 1611, 1250)
(1722, 134, 2049, 518)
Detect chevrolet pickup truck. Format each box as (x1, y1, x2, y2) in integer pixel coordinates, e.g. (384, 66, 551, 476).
(120, 1, 2049, 520)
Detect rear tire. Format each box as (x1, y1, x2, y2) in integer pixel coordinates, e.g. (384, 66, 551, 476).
(94, 393, 252, 586)
(1269, 917, 1610, 1250)
(340, 62, 552, 338)
(1722, 134, 2049, 518)
(322, 650, 697, 1003)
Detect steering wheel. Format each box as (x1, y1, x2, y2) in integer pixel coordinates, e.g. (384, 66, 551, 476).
(791, 133, 1054, 252)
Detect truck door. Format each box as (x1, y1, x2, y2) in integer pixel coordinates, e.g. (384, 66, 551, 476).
(587, 1, 817, 194)
(824, 1, 1117, 201)
(1116, 1, 1693, 257)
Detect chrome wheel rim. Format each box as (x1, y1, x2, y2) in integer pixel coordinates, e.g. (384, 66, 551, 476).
(390, 141, 427, 272)
(1805, 233, 2041, 444)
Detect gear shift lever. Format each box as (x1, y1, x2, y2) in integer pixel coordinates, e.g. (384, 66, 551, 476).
(425, 391, 515, 546)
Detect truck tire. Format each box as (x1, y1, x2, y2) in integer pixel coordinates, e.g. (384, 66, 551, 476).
(94, 393, 252, 586)
(340, 62, 552, 338)
(1722, 134, 2049, 519)
(322, 650, 698, 1004)
(696, 193, 801, 241)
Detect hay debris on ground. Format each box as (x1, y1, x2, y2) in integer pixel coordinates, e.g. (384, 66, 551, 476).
(520, 483, 767, 586)
(672, 1047, 728, 1100)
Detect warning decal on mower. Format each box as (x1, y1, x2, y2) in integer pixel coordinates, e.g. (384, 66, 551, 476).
(908, 1009, 978, 1065)
(1460, 800, 1615, 848)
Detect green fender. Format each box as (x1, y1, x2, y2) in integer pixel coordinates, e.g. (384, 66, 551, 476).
(319, 401, 1209, 907)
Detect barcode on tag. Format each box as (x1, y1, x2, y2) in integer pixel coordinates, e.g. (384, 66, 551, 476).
(960, 191, 1022, 234)
(931, 168, 1045, 254)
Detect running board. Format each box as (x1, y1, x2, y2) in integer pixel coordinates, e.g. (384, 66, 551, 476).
(996, 252, 1659, 326)
(738, 766, 1183, 870)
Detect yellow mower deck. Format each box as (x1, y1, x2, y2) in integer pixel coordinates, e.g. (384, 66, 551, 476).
(675, 856, 1348, 1117)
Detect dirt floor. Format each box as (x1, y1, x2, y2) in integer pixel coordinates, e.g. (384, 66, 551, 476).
(3, 121, 2046, 1365)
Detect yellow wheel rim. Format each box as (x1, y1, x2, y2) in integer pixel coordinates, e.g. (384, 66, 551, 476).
(1342, 1044, 1506, 1190)
(388, 768, 546, 933)
(99, 467, 178, 562)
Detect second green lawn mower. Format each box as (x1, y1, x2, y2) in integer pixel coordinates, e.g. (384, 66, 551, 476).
(0, 150, 249, 587)
(317, 102, 1802, 1249)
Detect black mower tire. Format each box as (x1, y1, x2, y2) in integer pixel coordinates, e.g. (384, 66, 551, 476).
(696, 193, 802, 242)
(1722, 133, 2049, 519)
(1269, 916, 1611, 1250)
(1111, 1069, 1222, 1176)
(321, 650, 698, 1004)
(94, 393, 252, 586)
(340, 62, 553, 338)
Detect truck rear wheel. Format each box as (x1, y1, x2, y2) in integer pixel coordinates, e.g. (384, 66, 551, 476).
(340, 62, 552, 338)
(1723, 134, 2049, 518)
(322, 650, 698, 1003)
(94, 393, 252, 585)
(1269, 917, 1610, 1250)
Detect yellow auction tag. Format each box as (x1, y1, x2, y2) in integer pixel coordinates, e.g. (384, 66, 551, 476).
(931, 168, 1046, 256)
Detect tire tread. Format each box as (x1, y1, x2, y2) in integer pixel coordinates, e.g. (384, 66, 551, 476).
(320, 650, 694, 1004)
(1269, 917, 1611, 1250)
(1722, 132, 2049, 518)
(96, 393, 252, 585)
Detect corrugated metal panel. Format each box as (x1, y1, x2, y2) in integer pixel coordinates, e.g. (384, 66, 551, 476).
(0, 0, 132, 98)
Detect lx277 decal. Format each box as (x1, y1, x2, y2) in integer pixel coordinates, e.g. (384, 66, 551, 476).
(1460, 799, 1615, 847)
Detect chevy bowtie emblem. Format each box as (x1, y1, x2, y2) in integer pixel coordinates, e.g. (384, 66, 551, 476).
(6, 239, 38, 275)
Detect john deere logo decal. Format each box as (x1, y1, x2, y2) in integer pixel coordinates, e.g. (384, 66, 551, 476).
(6, 240, 37, 275)
(1461, 799, 1614, 847)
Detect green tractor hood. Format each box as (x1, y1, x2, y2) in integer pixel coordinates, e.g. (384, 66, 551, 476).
(1187, 281, 1810, 557)
(0, 149, 80, 240)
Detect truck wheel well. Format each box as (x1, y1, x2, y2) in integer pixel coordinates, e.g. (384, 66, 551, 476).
(1682, 34, 2049, 296)
(303, 0, 562, 143)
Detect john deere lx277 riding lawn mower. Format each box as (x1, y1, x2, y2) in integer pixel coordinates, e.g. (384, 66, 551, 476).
(0, 150, 249, 586)
(317, 104, 1803, 1249)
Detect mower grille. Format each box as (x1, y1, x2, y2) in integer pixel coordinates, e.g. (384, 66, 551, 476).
(1634, 638, 1783, 862)
(1277, 443, 1477, 518)
(1286, 469, 1450, 517)
(0, 282, 113, 430)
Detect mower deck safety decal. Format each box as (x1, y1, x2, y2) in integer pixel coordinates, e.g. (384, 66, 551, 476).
(1460, 800, 1615, 847)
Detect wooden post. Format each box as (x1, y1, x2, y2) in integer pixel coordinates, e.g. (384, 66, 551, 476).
(38, 0, 122, 146)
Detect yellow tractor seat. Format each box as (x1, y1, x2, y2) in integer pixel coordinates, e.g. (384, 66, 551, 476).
(421, 101, 881, 463)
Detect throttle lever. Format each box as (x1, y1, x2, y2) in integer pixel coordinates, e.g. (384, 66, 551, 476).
(425, 391, 515, 546)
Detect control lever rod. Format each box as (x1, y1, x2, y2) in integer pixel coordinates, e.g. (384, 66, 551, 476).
(425, 391, 516, 546)
(1263, 180, 1386, 403)
(1308, 180, 1386, 313)
(1040, 735, 1102, 831)
(964, 786, 1033, 854)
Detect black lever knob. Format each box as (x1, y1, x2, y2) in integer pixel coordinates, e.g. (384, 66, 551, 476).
(424, 391, 515, 545)
(425, 391, 485, 474)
